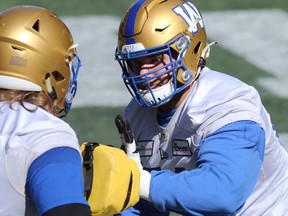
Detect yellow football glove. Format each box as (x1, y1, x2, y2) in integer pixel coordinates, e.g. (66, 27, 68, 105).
(81, 142, 140, 216)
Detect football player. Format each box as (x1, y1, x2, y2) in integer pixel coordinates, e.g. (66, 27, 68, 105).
(0, 6, 140, 216)
(114, 0, 288, 215)
(0, 5, 89, 215)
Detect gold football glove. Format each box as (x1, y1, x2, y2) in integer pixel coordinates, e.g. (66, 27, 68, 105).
(81, 142, 140, 216)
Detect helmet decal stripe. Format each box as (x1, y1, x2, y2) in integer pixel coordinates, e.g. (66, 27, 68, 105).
(125, 0, 145, 44)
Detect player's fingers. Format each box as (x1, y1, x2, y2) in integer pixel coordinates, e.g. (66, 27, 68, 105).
(115, 114, 125, 133)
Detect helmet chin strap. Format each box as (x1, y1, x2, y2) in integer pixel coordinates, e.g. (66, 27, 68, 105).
(201, 41, 218, 59)
(44, 74, 58, 112)
(194, 41, 218, 80)
(44, 74, 56, 98)
(66, 44, 79, 62)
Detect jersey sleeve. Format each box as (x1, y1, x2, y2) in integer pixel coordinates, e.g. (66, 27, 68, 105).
(148, 120, 265, 215)
(26, 147, 89, 215)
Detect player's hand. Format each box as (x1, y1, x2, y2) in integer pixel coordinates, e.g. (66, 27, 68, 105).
(81, 142, 140, 215)
(115, 115, 151, 201)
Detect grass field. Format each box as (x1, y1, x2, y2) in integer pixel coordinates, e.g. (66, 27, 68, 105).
(1, 1, 287, 215)
(1, 0, 288, 16)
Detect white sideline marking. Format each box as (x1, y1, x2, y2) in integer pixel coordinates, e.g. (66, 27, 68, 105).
(63, 16, 131, 107)
(203, 9, 288, 98)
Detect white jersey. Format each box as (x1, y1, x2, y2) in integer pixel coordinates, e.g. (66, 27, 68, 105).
(124, 67, 288, 215)
(0, 102, 80, 216)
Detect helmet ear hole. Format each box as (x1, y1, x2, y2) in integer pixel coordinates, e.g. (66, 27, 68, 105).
(32, 19, 40, 32)
(193, 42, 201, 54)
(52, 71, 64, 82)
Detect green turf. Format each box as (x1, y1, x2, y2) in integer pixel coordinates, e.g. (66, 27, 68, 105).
(66, 106, 125, 146)
(207, 45, 288, 132)
(0, 0, 287, 17)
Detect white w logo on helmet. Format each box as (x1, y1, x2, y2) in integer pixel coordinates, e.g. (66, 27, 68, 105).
(122, 43, 145, 53)
(173, 2, 204, 34)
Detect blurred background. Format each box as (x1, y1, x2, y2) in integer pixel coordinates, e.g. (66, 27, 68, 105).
(1, 1, 287, 148)
(1, 1, 287, 215)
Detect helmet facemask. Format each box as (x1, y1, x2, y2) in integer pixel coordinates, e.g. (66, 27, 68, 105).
(63, 44, 81, 116)
(116, 34, 193, 108)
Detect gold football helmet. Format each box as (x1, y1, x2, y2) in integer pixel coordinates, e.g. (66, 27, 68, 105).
(115, 0, 214, 108)
(0, 5, 81, 116)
